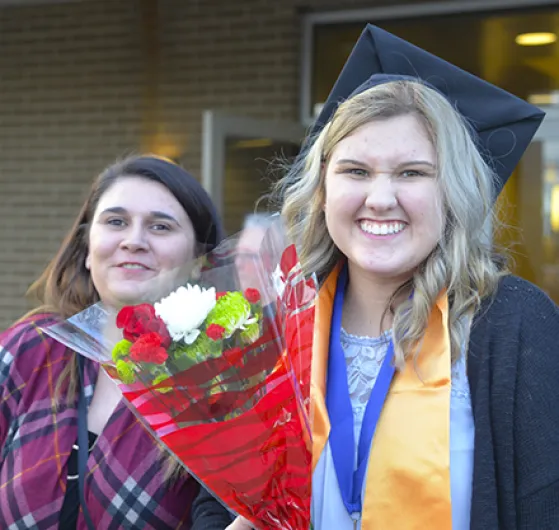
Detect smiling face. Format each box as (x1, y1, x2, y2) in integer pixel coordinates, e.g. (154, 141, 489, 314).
(324, 113, 445, 283)
(86, 176, 196, 308)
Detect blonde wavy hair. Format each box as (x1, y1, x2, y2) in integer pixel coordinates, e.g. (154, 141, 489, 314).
(277, 80, 506, 366)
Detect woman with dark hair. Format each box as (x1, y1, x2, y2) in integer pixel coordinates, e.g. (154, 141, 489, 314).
(0, 155, 224, 529)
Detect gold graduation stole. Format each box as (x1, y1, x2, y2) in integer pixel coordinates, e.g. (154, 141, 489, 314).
(311, 265, 452, 529)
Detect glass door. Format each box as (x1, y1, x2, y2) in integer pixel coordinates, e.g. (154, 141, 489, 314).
(521, 105, 559, 302)
(201, 111, 306, 233)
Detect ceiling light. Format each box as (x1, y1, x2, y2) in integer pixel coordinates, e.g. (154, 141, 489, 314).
(515, 32, 557, 46)
(550, 184, 559, 233)
(528, 92, 559, 105)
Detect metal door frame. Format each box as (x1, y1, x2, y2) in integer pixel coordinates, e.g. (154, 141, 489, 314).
(201, 110, 307, 216)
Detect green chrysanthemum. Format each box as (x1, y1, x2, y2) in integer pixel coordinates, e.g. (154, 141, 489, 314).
(240, 321, 260, 344)
(112, 339, 132, 363)
(173, 332, 221, 369)
(152, 373, 172, 393)
(115, 359, 136, 384)
(207, 291, 253, 337)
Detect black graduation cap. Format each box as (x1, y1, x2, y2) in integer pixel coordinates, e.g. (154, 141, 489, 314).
(312, 24, 546, 196)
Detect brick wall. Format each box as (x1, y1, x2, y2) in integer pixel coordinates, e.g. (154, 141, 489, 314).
(0, 0, 453, 327)
(0, 0, 145, 326)
(156, 0, 434, 177)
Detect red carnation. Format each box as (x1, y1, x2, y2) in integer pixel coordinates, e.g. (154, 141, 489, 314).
(130, 332, 169, 364)
(116, 304, 171, 347)
(216, 292, 227, 300)
(244, 288, 261, 304)
(223, 346, 244, 366)
(206, 324, 226, 341)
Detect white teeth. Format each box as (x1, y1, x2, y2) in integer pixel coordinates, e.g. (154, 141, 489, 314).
(121, 264, 147, 269)
(360, 221, 406, 236)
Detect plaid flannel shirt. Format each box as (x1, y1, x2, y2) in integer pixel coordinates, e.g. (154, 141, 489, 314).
(0, 315, 198, 529)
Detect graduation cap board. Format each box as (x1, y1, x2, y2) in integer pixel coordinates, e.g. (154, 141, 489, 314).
(312, 24, 546, 197)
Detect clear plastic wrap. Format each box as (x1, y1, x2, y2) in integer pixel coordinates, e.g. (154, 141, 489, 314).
(41, 216, 316, 529)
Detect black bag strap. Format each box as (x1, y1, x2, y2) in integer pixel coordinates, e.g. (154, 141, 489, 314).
(77, 355, 96, 530)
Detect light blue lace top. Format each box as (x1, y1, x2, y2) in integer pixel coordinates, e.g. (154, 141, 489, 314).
(311, 328, 475, 530)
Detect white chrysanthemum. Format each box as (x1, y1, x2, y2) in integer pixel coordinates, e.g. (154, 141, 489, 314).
(154, 284, 216, 344)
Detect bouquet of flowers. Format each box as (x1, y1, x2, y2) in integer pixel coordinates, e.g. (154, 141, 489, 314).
(111, 284, 265, 392)
(41, 216, 316, 530)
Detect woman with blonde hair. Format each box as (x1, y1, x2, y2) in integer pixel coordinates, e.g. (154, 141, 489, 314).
(289, 25, 558, 530)
(218, 25, 559, 530)
(0, 155, 223, 529)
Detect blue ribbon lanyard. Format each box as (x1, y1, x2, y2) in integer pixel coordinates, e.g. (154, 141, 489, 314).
(325, 264, 396, 520)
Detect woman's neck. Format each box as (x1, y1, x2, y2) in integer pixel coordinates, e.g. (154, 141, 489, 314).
(341, 264, 412, 338)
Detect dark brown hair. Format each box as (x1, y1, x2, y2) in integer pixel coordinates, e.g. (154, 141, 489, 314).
(27, 154, 224, 401)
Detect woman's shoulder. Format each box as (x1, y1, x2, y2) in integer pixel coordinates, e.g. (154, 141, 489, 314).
(470, 274, 559, 381)
(1, 312, 63, 347)
(476, 274, 557, 324)
(469, 274, 558, 375)
(0, 313, 70, 382)
(496, 274, 556, 303)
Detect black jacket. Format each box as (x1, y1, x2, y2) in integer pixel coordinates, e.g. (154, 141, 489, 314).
(468, 275, 559, 529)
(192, 275, 559, 529)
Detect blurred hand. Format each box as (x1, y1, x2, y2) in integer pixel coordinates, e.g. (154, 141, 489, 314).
(225, 516, 253, 530)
